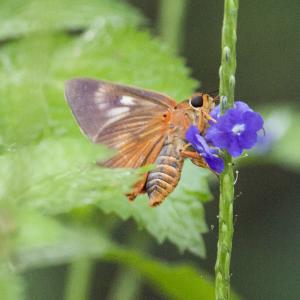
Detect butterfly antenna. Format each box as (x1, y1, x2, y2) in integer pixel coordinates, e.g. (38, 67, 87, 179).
(207, 88, 219, 95)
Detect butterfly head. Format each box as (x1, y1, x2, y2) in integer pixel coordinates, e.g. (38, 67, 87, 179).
(173, 93, 216, 134)
(188, 93, 216, 112)
(191, 93, 217, 130)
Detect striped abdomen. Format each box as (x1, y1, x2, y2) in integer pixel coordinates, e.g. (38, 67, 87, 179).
(145, 141, 184, 206)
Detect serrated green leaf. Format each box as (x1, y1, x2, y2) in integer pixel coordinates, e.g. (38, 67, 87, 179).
(53, 24, 198, 100)
(0, 0, 142, 40)
(0, 0, 208, 258)
(0, 138, 210, 257)
(0, 26, 197, 148)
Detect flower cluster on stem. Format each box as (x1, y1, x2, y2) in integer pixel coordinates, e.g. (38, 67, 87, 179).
(186, 101, 264, 174)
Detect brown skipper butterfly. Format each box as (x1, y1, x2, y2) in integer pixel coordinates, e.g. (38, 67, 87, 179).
(65, 78, 216, 206)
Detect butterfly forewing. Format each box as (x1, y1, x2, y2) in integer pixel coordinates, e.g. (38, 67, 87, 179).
(65, 78, 176, 168)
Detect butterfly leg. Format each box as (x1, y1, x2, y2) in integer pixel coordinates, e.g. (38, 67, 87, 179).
(199, 110, 216, 132)
(180, 150, 208, 168)
(181, 149, 219, 176)
(198, 115, 206, 133)
(126, 173, 148, 201)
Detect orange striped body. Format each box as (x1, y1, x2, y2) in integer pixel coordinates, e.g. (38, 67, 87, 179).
(146, 136, 185, 206)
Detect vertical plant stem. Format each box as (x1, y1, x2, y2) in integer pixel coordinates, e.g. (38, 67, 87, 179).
(106, 233, 150, 300)
(106, 267, 141, 300)
(64, 258, 94, 300)
(215, 1, 239, 300)
(158, 0, 188, 52)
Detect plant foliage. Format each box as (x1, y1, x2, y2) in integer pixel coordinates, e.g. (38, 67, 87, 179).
(0, 0, 220, 299)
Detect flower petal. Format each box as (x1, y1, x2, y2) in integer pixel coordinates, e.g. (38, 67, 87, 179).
(227, 138, 243, 157)
(209, 104, 221, 120)
(243, 111, 264, 132)
(238, 131, 258, 149)
(195, 133, 212, 154)
(207, 100, 264, 157)
(186, 125, 216, 155)
(206, 127, 230, 148)
(186, 125, 224, 173)
(235, 101, 252, 112)
(216, 109, 243, 131)
(204, 154, 224, 173)
(186, 125, 199, 142)
(185, 125, 203, 152)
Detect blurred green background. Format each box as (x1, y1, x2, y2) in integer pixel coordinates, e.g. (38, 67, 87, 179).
(0, 1, 299, 300)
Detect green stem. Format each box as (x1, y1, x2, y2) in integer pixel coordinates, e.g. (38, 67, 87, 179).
(106, 267, 141, 300)
(106, 233, 150, 300)
(158, 0, 188, 53)
(215, 1, 239, 300)
(219, 0, 239, 109)
(64, 258, 94, 300)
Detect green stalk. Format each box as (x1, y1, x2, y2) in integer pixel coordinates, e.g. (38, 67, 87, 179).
(106, 267, 141, 300)
(64, 258, 94, 300)
(215, 0, 239, 300)
(158, 0, 188, 53)
(106, 233, 150, 300)
(219, 0, 239, 109)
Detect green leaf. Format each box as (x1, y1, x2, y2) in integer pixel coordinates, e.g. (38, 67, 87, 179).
(13, 228, 240, 300)
(108, 249, 240, 300)
(0, 207, 110, 271)
(11, 223, 216, 300)
(247, 106, 300, 172)
(0, 138, 210, 256)
(0, 26, 197, 147)
(14, 224, 111, 271)
(264, 108, 300, 171)
(106, 248, 218, 300)
(0, 0, 142, 40)
(0, 267, 24, 300)
(53, 24, 197, 100)
(0, 0, 207, 257)
(0, 34, 73, 148)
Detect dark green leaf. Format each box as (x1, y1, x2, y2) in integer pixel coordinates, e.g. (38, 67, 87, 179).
(0, 267, 24, 300)
(0, 0, 208, 257)
(0, 0, 142, 39)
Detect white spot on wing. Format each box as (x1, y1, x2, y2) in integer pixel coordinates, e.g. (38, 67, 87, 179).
(96, 102, 110, 110)
(95, 89, 106, 101)
(107, 107, 129, 117)
(120, 96, 136, 106)
(95, 89, 109, 110)
(92, 88, 134, 142)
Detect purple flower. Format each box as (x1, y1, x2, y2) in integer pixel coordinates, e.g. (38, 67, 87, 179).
(206, 101, 264, 157)
(186, 125, 224, 173)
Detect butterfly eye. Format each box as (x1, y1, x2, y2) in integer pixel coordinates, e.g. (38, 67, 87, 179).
(190, 95, 203, 108)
